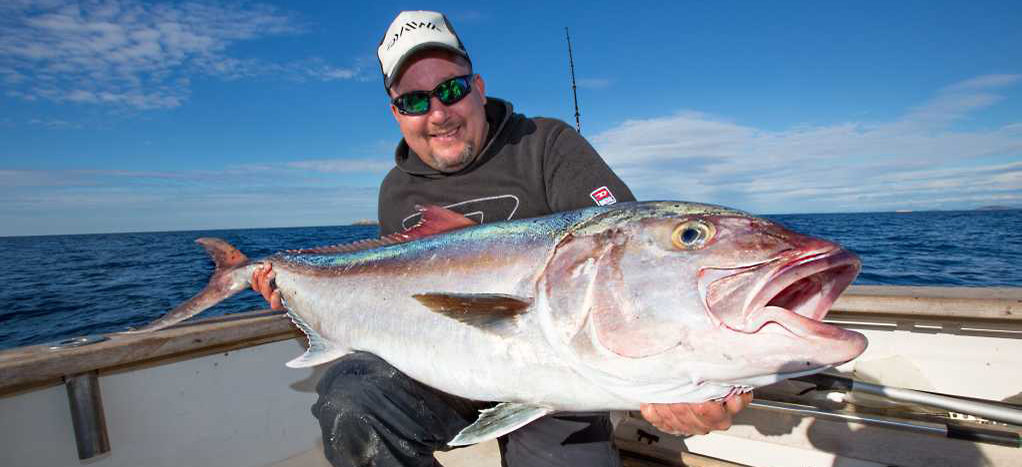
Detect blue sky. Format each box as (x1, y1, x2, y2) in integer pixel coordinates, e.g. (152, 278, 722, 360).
(1, 1, 1020, 236)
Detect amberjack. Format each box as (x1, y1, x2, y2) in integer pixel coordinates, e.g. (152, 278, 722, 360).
(133, 201, 867, 445)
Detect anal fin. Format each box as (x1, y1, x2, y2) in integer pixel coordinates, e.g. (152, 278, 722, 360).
(285, 310, 349, 368)
(448, 402, 552, 446)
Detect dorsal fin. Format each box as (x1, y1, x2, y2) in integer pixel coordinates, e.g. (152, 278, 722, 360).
(286, 205, 477, 255)
(405, 204, 478, 237)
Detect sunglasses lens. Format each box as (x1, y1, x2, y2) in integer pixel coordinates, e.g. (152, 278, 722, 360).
(398, 93, 430, 115)
(436, 77, 469, 105)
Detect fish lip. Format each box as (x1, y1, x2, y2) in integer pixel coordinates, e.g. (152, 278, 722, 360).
(752, 247, 860, 321)
(700, 247, 860, 334)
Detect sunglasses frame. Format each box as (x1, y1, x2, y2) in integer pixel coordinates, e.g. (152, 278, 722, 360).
(391, 74, 475, 116)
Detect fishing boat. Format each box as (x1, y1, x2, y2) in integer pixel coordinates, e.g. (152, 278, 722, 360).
(1, 285, 1019, 467)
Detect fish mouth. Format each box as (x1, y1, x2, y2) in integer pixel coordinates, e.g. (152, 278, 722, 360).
(699, 247, 866, 390)
(703, 247, 861, 339)
(744, 248, 861, 339)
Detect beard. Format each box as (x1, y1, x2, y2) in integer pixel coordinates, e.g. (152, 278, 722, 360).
(427, 140, 478, 173)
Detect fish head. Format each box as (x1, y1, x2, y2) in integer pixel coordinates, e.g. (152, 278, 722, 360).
(539, 201, 866, 401)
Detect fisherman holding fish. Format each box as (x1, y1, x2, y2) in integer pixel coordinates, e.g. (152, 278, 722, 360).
(252, 10, 752, 467)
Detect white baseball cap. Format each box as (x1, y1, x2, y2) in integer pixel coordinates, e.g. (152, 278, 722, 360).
(377, 11, 471, 89)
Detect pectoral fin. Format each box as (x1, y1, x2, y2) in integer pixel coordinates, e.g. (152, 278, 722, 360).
(413, 293, 531, 334)
(448, 402, 552, 446)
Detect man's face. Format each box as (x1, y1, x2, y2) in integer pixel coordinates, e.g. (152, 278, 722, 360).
(389, 51, 488, 173)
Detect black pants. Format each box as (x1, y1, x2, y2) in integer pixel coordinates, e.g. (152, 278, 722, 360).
(311, 352, 621, 467)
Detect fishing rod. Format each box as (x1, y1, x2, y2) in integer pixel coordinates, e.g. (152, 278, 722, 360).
(744, 373, 1022, 448)
(565, 27, 582, 134)
(750, 399, 1020, 448)
(794, 373, 1022, 426)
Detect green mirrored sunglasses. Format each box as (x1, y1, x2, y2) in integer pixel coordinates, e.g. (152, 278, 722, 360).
(391, 74, 474, 116)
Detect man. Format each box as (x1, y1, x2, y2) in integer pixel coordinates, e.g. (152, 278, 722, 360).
(253, 10, 751, 467)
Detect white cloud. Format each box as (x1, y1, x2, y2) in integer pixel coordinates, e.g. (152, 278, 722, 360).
(0, 0, 360, 109)
(286, 158, 393, 174)
(27, 117, 81, 128)
(592, 74, 1022, 213)
(946, 74, 1021, 92)
(902, 74, 1020, 127)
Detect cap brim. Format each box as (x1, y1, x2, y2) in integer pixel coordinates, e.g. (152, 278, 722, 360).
(385, 42, 471, 89)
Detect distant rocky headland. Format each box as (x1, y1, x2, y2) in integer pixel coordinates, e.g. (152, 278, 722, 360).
(349, 219, 379, 226)
(975, 205, 1021, 211)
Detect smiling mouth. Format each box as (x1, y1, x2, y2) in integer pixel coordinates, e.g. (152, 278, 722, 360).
(431, 126, 460, 139)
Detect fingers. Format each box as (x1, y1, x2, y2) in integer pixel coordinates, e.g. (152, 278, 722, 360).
(251, 263, 272, 298)
(691, 400, 730, 432)
(725, 391, 753, 416)
(640, 402, 720, 436)
(679, 406, 714, 435)
(639, 403, 663, 430)
(674, 403, 716, 435)
(640, 404, 685, 435)
(639, 398, 745, 436)
(640, 403, 693, 436)
(251, 264, 282, 310)
(269, 289, 282, 311)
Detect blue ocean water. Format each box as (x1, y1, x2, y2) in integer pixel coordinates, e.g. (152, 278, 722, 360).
(1, 210, 1019, 351)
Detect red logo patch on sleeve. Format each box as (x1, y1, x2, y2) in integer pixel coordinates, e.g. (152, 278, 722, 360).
(589, 186, 618, 206)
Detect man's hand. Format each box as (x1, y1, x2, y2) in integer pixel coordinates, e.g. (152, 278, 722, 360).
(639, 392, 752, 436)
(252, 263, 283, 311)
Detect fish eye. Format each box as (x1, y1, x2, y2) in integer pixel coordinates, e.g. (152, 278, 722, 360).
(671, 220, 715, 250)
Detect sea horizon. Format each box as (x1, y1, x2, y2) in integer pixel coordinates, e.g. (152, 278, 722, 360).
(3, 205, 1019, 239)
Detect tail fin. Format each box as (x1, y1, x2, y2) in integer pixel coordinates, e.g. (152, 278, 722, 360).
(126, 238, 253, 333)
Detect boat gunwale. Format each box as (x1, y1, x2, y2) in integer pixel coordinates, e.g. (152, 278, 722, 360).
(0, 311, 300, 397)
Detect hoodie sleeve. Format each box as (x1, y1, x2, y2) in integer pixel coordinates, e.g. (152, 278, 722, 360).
(543, 122, 636, 212)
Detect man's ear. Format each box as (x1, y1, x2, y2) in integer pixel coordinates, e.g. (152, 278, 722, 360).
(387, 85, 401, 120)
(475, 74, 486, 105)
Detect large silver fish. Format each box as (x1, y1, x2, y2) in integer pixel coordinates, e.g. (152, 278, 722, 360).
(134, 201, 866, 445)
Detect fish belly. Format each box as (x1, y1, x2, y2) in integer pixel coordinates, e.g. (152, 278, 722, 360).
(277, 269, 634, 410)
